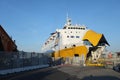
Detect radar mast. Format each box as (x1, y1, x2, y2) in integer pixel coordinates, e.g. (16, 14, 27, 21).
(63, 14, 72, 29)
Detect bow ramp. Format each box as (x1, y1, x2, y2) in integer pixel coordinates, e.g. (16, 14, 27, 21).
(83, 30, 109, 64)
(83, 30, 109, 46)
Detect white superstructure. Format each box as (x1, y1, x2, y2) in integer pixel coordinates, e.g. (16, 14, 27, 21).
(41, 17, 90, 53)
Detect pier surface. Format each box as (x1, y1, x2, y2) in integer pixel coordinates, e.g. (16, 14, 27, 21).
(0, 65, 120, 80)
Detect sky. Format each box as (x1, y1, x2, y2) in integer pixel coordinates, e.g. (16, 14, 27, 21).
(0, 0, 120, 52)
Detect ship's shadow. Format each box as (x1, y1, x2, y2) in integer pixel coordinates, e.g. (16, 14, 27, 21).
(48, 57, 65, 66)
(82, 75, 120, 80)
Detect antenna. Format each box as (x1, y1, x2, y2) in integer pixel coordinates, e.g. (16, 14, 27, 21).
(66, 13, 71, 26)
(66, 13, 69, 20)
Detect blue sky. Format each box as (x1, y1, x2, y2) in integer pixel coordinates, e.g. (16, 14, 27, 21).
(0, 0, 120, 52)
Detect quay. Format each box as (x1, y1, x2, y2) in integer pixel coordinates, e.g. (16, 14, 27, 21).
(0, 65, 120, 80)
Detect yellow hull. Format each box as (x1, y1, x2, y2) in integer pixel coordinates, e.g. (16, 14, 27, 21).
(51, 45, 105, 66)
(53, 45, 88, 60)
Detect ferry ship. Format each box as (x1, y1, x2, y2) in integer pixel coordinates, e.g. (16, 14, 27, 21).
(40, 17, 109, 65)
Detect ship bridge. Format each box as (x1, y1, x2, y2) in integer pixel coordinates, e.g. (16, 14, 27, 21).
(63, 17, 87, 30)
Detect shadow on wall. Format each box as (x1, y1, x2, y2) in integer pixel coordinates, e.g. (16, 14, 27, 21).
(82, 75, 120, 80)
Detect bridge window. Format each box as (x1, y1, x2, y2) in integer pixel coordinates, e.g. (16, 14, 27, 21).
(83, 28, 85, 30)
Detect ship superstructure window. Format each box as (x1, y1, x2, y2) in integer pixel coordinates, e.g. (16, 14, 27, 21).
(50, 38, 52, 40)
(67, 35, 80, 38)
(76, 36, 80, 38)
(65, 46, 67, 48)
(81, 28, 85, 30)
(53, 36, 55, 38)
(57, 32, 60, 37)
(73, 44, 76, 47)
(84, 40, 91, 46)
(71, 36, 74, 38)
(67, 27, 86, 30)
(74, 54, 79, 57)
(45, 42, 47, 45)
